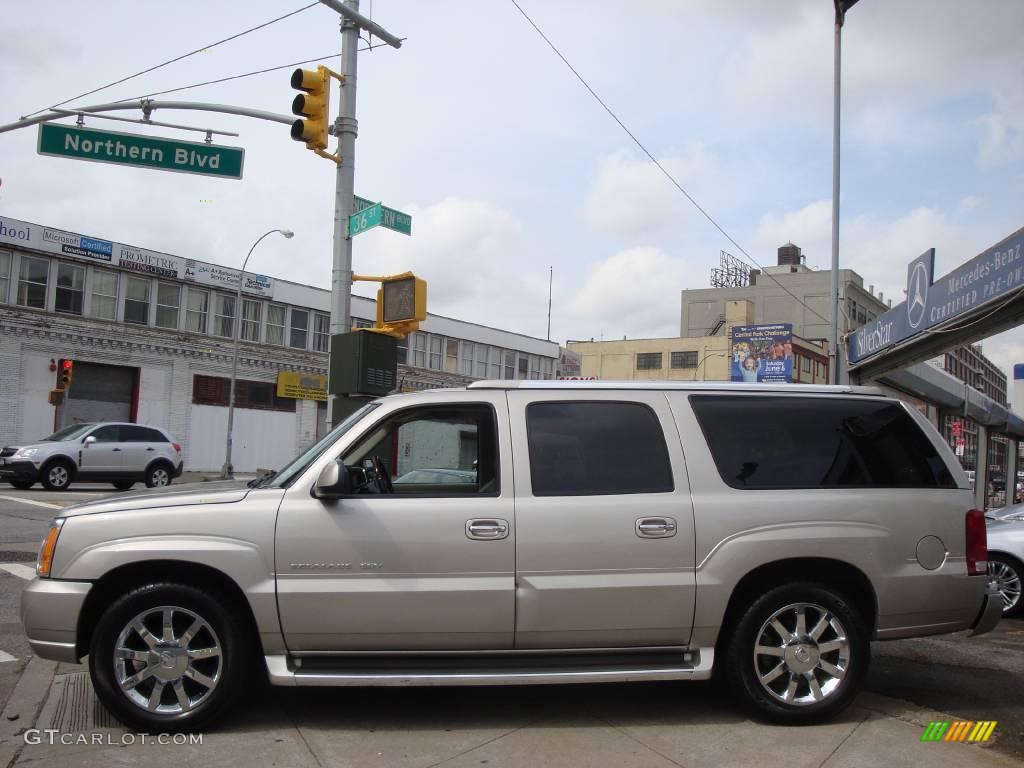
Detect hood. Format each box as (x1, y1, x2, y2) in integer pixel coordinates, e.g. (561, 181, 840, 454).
(57, 480, 252, 518)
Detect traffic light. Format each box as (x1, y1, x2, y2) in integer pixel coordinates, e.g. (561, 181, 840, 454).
(290, 66, 330, 151)
(59, 359, 74, 389)
(379, 273, 427, 326)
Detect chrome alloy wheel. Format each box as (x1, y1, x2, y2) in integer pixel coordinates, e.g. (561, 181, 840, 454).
(48, 465, 69, 488)
(114, 606, 222, 715)
(989, 560, 1022, 614)
(753, 602, 851, 706)
(150, 468, 170, 487)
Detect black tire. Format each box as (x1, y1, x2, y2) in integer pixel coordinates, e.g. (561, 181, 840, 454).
(88, 582, 250, 732)
(725, 582, 868, 724)
(8, 480, 34, 490)
(145, 462, 173, 488)
(989, 554, 1023, 617)
(40, 459, 73, 491)
(112, 480, 136, 491)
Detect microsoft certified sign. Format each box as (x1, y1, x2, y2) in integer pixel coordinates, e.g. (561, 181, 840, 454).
(38, 124, 245, 179)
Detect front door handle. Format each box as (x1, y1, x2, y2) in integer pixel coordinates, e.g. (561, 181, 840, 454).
(466, 518, 510, 541)
(636, 517, 677, 538)
(112, 448, 121, 452)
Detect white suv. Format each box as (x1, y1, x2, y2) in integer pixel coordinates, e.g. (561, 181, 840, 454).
(0, 422, 183, 491)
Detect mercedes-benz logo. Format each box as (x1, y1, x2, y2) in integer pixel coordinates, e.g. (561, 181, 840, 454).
(907, 261, 929, 329)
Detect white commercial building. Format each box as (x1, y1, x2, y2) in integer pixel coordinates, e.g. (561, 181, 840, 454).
(0, 216, 559, 472)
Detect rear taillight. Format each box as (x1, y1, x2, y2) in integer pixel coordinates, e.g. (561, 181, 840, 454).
(965, 509, 988, 576)
(172, 442, 182, 453)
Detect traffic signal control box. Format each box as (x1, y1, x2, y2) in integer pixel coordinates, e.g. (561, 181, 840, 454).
(329, 331, 397, 397)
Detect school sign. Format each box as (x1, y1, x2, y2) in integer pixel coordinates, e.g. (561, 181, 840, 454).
(848, 227, 1024, 365)
(38, 124, 245, 179)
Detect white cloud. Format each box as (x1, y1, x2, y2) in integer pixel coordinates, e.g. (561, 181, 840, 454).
(565, 247, 690, 340)
(583, 146, 714, 240)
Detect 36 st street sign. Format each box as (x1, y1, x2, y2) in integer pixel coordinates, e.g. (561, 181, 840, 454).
(37, 124, 245, 179)
(353, 194, 412, 236)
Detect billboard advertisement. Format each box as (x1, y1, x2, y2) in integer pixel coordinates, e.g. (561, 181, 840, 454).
(730, 324, 793, 383)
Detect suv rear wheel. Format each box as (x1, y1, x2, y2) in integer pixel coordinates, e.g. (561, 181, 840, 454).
(88, 582, 249, 732)
(41, 460, 73, 491)
(145, 463, 173, 488)
(726, 582, 868, 724)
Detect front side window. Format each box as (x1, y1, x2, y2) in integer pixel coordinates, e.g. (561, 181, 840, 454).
(242, 299, 262, 342)
(186, 288, 209, 333)
(55, 263, 85, 314)
(343, 404, 499, 496)
(290, 308, 308, 349)
(215, 293, 236, 338)
(313, 312, 330, 352)
(89, 425, 121, 443)
(690, 395, 956, 489)
(124, 277, 150, 325)
(17, 255, 48, 309)
(91, 269, 118, 320)
(156, 282, 180, 329)
(266, 304, 286, 345)
(0, 249, 10, 303)
(526, 401, 674, 496)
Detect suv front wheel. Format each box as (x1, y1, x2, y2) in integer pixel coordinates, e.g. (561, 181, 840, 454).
(41, 460, 73, 491)
(88, 582, 249, 732)
(145, 462, 173, 488)
(725, 583, 868, 725)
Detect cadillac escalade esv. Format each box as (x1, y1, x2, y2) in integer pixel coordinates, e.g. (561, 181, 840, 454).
(21, 381, 1002, 731)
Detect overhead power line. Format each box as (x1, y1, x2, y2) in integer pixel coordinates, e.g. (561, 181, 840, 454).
(112, 39, 400, 103)
(509, 0, 840, 331)
(20, 2, 320, 119)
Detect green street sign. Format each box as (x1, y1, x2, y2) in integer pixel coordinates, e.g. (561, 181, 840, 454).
(354, 195, 412, 236)
(349, 202, 383, 237)
(37, 124, 245, 179)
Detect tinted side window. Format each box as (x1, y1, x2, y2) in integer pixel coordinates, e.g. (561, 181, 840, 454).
(526, 401, 674, 496)
(690, 396, 955, 489)
(121, 426, 167, 442)
(90, 425, 121, 442)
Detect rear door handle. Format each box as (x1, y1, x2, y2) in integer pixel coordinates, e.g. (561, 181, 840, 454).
(146, 447, 155, 451)
(466, 518, 510, 541)
(112, 448, 121, 452)
(636, 517, 677, 538)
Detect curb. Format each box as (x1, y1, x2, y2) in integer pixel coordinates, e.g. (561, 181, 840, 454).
(0, 657, 57, 768)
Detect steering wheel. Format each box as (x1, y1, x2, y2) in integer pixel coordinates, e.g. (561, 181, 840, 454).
(370, 455, 394, 494)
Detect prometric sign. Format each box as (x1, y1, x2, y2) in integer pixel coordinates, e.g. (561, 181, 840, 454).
(38, 124, 245, 179)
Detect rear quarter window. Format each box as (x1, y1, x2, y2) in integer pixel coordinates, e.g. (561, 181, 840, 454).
(526, 401, 674, 496)
(689, 395, 955, 489)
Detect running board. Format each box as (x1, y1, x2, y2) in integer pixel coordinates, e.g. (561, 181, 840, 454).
(265, 649, 714, 687)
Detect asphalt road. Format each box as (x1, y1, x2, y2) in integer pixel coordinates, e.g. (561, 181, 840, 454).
(0, 486, 1022, 759)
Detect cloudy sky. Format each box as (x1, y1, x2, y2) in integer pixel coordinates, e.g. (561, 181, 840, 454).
(2, 1, 1023, 386)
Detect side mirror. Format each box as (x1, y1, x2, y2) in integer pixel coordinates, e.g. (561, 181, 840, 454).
(313, 459, 352, 500)
(83, 435, 97, 446)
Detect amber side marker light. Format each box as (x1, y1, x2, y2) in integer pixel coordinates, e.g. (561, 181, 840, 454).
(37, 519, 64, 578)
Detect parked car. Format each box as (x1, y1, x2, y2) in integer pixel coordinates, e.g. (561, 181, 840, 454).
(0, 422, 183, 491)
(986, 517, 1023, 617)
(21, 381, 1000, 733)
(985, 502, 1024, 522)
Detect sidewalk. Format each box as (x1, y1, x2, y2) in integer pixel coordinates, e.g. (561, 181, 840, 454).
(0, 657, 1019, 768)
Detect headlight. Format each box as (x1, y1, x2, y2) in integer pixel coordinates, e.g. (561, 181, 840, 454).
(37, 519, 64, 578)
(14, 447, 39, 458)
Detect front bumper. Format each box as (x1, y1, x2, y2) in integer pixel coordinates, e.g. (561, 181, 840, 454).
(969, 582, 1003, 636)
(0, 459, 40, 481)
(19, 578, 92, 663)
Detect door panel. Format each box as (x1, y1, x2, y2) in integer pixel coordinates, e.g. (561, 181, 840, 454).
(119, 425, 161, 472)
(275, 393, 516, 651)
(507, 391, 697, 649)
(79, 425, 123, 473)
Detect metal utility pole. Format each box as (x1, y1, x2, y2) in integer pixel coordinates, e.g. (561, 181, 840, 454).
(316, 0, 402, 425)
(546, 267, 553, 341)
(830, 0, 859, 384)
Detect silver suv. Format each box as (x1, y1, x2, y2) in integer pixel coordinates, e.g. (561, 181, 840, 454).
(20, 382, 1002, 732)
(1, 422, 183, 491)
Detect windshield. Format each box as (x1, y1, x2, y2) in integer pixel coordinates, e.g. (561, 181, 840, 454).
(43, 424, 95, 442)
(266, 402, 380, 488)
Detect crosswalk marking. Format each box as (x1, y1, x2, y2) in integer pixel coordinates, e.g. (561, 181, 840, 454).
(0, 563, 36, 580)
(0, 494, 63, 510)
(0, 650, 16, 663)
